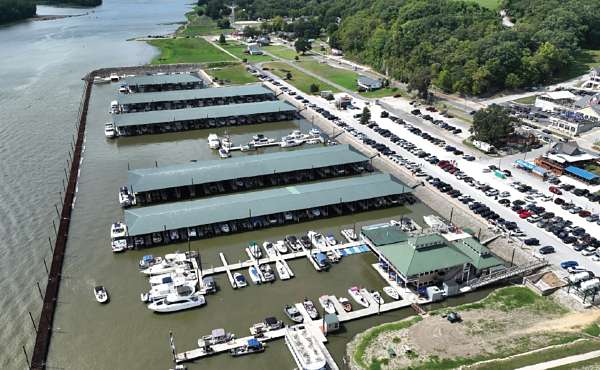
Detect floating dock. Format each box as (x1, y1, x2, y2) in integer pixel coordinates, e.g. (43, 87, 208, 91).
(121, 73, 204, 93)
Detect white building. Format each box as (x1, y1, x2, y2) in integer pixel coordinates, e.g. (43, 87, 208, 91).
(534, 91, 578, 112)
(582, 67, 600, 90)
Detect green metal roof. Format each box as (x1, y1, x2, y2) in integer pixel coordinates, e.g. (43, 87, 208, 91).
(122, 74, 203, 86)
(117, 84, 273, 105)
(125, 174, 411, 236)
(372, 228, 502, 277)
(361, 224, 409, 246)
(128, 144, 369, 193)
(113, 101, 296, 128)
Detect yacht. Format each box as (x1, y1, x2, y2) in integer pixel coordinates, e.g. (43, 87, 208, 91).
(140, 253, 190, 275)
(249, 241, 262, 259)
(284, 304, 303, 323)
(118, 186, 135, 207)
(93, 76, 110, 84)
(263, 242, 278, 258)
(94, 286, 109, 304)
(318, 295, 336, 314)
(302, 298, 319, 319)
(259, 264, 276, 282)
(207, 133, 220, 149)
(280, 138, 304, 148)
(109, 73, 120, 82)
(275, 260, 291, 280)
(234, 272, 248, 288)
(218, 148, 230, 158)
(307, 231, 327, 250)
(147, 292, 205, 313)
(111, 237, 127, 253)
(250, 134, 275, 145)
(285, 325, 327, 370)
(138, 255, 163, 270)
(383, 286, 400, 300)
(283, 130, 304, 141)
(348, 286, 369, 307)
(110, 100, 119, 114)
(141, 281, 196, 303)
(248, 266, 262, 284)
(110, 222, 127, 239)
(274, 240, 289, 254)
(148, 269, 197, 286)
(104, 122, 116, 138)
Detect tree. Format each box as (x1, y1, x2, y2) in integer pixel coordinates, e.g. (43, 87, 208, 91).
(217, 18, 230, 29)
(294, 55, 299, 61)
(272, 16, 285, 32)
(360, 106, 371, 125)
(471, 104, 516, 147)
(218, 33, 226, 44)
(505, 73, 522, 90)
(294, 38, 311, 55)
(407, 67, 431, 99)
(309, 83, 320, 93)
(436, 69, 453, 93)
(285, 71, 293, 80)
(205, 0, 224, 19)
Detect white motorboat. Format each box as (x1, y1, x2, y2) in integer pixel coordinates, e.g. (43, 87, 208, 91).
(147, 292, 205, 313)
(104, 122, 116, 138)
(263, 242, 278, 258)
(110, 222, 127, 239)
(250, 134, 275, 145)
(110, 100, 119, 114)
(308, 128, 321, 137)
(280, 138, 303, 148)
(338, 297, 352, 312)
(284, 235, 302, 251)
(93, 76, 110, 84)
(249, 242, 262, 259)
(274, 240, 289, 254)
(118, 186, 134, 207)
(230, 338, 264, 356)
(234, 272, 247, 288)
(302, 298, 319, 319)
(383, 286, 400, 300)
(220, 134, 232, 149)
(259, 264, 276, 282)
(307, 231, 327, 249)
(139, 255, 163, 269)
(370, 290, 384, 305)
(198, 328, 235, 347)
(326, 250, 341, 263)
(248, 266, 262, 284)
(348, 286, 369, 307)
(341, 229, 358, 242)
(218, 148, 230, 158)
(284, 304, 303, 323)
(220, 223, 230, 233)
(250, 317, 284, 336)
(325, 234, 338, 246)
(275, 260, 291, 280)
(111, 238, 127, 253)
(109, 73, 120, 82)
(285, 325, 327, 370)
(283, 130, 304, 141)
(148, 269, 196, 286)
(94, 286, 109, 304)
(118, 84, 129, 93)
(318, 295, 336, 314)
(207, 133, 220, 149)
(140, 253, 189, 275)
(141, 281, 196, 303)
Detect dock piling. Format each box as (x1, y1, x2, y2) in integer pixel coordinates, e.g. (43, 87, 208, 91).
(35, 282, 43, 301)
(29, 311, 38, 333)
(22, 345, 30, 369)
(43, 258, 49, 276)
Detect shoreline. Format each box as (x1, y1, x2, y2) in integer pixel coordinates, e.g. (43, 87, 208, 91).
(31, 12, 88, 22)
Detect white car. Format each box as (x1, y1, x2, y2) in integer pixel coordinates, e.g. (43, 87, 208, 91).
(582, 249, 595, 256)
(592, 255, 600, 261)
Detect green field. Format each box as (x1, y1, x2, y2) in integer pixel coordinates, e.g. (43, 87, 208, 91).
(558, 49, 600, 81)
(148, 38, 235, 64)
(263, 62, 340, 94)
(297, 60, 359, 91)
(513, 95, 537, 105)
(218, 42, 273, 62)
(361, 87, 401, 99)
(206, 63, 259, 85)
(178, 10, 231, 37)
(262, 45, 301, 60)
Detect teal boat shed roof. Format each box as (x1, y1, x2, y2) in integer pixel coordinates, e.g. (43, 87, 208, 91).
(113, 100, 296, 128)
(117, 84, 273, 105)
(122, 74, 203, 86)
(128, 144, 370, 193)
(124, 174, 411, 236)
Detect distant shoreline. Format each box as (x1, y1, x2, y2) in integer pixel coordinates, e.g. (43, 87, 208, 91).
(31, 12, 88, 22)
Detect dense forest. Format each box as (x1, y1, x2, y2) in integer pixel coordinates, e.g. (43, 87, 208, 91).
(0, 0, 36, 24)
(200, 0, 600, 96)
(43, 0, 102, 6)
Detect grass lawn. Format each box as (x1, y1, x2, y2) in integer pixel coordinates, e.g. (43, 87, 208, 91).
(584, 163, 600, 177)
(297, 60, 359, 91)
(360, 87, 401, 99)
(263, 62, 340, 95)
(557, 49, 600, 81)
(513, 95, 538, 105)
(206, 63, 258, 85)
(218, 42, 273, 62)
(178, 10, 231, 37)
(262, 45, 301, 60)
(148, 38, 235, 65)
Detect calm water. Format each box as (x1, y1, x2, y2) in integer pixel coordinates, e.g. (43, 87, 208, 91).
(0, 2, 492, 370)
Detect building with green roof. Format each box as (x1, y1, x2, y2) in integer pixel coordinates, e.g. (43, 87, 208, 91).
(122, 74, 204, 93)
(362, 223, 503, 288)
(125, 174, 412, 247)
(128, 144, 372, 205)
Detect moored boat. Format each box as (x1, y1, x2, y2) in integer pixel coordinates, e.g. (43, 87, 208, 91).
(234, 272, 247, 288)
(94, 286, 109, 304)
(370, 290, 384, 305)
(118, 186, 134, 207)
(138, 255, 163, 270)
(325, 234, 338, 246)
(218, 148, 230, 158)
(259, 263, 275, 282)
(275, 260, 291, 280)
(147, 292, 205, 313)
(207, 133, 220, 149)
(339, 297, 352, 312)
(250, 316, 284, 336)
(230, 338, 265, 357)
(198, 328, 235, 347)
(104, 122, 116, 138)
(284, 235, 302, 251)
(263, 242, 278, 258)
(307, 231, 328, 249)
(249, 266, 262, 285)
(318, 295, 336, 314)
(303, 298, 319, 319)
(284, 304, 303, 323)
(383, 286, 400, 300)
(249, 241, 262, 259)
(274, 240, 289, 254)
(348, 286, 369, 307)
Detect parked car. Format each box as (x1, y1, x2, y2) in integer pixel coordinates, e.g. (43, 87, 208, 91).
(524, 238, 540, 246)
(539, 246, 555, 255)
(560, 261, 578, 269)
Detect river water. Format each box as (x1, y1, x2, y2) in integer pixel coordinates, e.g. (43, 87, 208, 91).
(0, 2, 493, 370)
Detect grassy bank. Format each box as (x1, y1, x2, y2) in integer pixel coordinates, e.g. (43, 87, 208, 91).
(206, 63, 258, 85)
(298, 60, 359, 91)
(263, 62, 339, 95)
(218, 42, 273, 62)
(513, 95, 537, 105)
(557, 49, 600, 81)
(263, 45, 301, 60)
(148, 38, 235, 65)
(177, 8, 231, 37)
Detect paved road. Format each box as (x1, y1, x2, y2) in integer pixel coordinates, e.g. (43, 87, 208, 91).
(515, 349, 600, 370)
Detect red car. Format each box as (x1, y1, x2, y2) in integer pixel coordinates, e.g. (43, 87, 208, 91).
(549, 186, 562, 195)
(519, 210, 532, 219)
(579, 210, 591, 218)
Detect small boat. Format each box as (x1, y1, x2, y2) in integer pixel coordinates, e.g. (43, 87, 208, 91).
(109, 73, 120, 82)
(147, 292, 205, 313)
(94, 286, 109, 304)
(280, 138, 304, 148)
(283, 130, 304, 141)
(284, 304, 304, 323)
(312, 252, 330, 270)
(110, 100, 119, 114)
(325, 234, 338, 246)
(348, 286, 369, 308)
(309, 128, 321, 137)
(339, 297, 352, 312)
(93, 76, 110, 84)
(218, 148, 230, 158)
(219, 223, 230, 233)
(341, 229, 358, 242)
(138, 255, 163, 269)
(207, 133, 220, 149)
(274, 240, 288, 254)
(318, 295, 336, 314)
(198, 328, 235, 347)
(220, 134, 232, 149)
(275, 260, 291, 280)
(251, 134, 275, 145)
(234, 272, 248, 288)
(263, 242, 278, 258)
(111, 238, 127, 253)
(110, 222, 127, 239)
(307, 231, 328, 249)
(248, 266, 262, 284)
(383, 286, 400, 300)
(326, 250, 340, 263)
(249, 241, 262, 259)
(230, 338, 265, 357)
(104, 122, 116, 138)
(250, 316, 284, 336)
(118, 84, 129, 93)
(299, 235, 312, 249)
(118, 186, 134, 207)
(259, 264, 276, 282)
(371, 290, 384, 305)
(303, 298, 319, 319)
(284, 235, 302, 251)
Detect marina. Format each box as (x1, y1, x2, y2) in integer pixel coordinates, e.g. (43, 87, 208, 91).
(121, 73, 205, 93)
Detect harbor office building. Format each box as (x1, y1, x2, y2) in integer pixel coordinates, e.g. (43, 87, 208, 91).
(112, 100, 297, 136)
(124, 174, 413, 247)
(115, 84, 276, 113)
(127, 145, 373, 206)
(121, 74, 205, 93)
(362, 223, 503, 289)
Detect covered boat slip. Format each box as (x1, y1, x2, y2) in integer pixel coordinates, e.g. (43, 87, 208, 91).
(128, 145, 372, 206)
(116, 84, 276, 113)
(122, 74, 204, 93)
(112, 101, 297, 136)
(124, 174, 413, 247)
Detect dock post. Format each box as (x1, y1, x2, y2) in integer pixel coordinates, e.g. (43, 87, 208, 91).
(48, 237, 53, 252)
(54, 204, 60, 218)
(43, 258, 49, 276)
(22, 345, 30, 369)
(28, 311, 38, 333)
(35, 282, 44, 301)
(52, 220, 57, 236)
(62, 178, 66, 193)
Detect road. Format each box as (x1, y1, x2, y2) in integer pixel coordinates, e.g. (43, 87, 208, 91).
(515, 349, 600, 370)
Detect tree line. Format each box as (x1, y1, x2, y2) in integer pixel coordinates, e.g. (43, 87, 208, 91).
(199, 0, 600, 96)
(0, 0, 102, 25)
